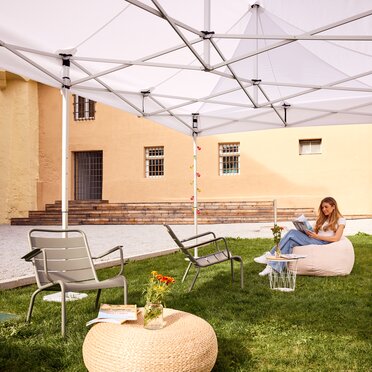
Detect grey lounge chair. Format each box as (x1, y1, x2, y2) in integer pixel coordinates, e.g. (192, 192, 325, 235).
(164, 224, 244, 291)
(23, 229, 128, 336)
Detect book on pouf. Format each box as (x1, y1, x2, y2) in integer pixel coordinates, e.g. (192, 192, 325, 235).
(86, 304, 138, 326)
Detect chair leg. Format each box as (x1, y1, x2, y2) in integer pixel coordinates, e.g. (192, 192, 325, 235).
(123, 276, 128, 305)
(188, 267, 200, 292)
(182, 262, 192, 283)
(230, 259, 235, 283)
(237, 257, 244, 289)
(95, 289, 102, 310)
(26, 288, 43, 322)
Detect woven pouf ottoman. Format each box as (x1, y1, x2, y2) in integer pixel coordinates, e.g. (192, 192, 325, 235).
(290, 236, 355, 276)
(83, 308, 218, 372)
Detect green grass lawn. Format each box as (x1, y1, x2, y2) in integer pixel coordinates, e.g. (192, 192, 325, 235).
(1, 234, 371, 371)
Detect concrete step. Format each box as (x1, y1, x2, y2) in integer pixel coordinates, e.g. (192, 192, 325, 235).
(11, 200, 317, 225)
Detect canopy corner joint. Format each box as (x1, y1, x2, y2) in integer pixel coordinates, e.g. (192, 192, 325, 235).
(201, 30, 215, 40)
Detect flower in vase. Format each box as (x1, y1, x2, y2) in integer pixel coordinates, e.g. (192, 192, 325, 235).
(143, 271, 175, 306)
(271, 224, 284, 256)
(271, 224, 284, 246)
(143, 271, 175, 328)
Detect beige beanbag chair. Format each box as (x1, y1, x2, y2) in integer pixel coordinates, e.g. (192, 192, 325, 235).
(290, 236, 355, 276)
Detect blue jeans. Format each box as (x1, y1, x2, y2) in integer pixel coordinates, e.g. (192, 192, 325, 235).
(268, 229, 329, 272)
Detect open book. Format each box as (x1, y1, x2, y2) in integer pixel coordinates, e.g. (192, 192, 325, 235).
(292, 214, 313, 233)
(86, 304, 138, 327)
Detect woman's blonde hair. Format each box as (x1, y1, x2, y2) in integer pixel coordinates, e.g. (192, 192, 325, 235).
(314, 197, 343, 233)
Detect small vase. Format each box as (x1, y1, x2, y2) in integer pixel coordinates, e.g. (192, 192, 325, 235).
(275, 244, 281, 258)
(144, 302, 163, 330)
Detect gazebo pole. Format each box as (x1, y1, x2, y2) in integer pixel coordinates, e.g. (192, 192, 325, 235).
(60, 54, 71, 230)
(193, 133, 198, 256)
(190, 0, 210, 256)
(253, 2, 259, 103)
(192, 114, 200, 257)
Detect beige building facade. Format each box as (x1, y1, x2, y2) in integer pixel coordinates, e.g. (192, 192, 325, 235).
(0, 72, 39, 223)
(1, 78, 372, 224)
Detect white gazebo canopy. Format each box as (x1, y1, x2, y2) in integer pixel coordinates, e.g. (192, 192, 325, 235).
(2, 0, 372, 135)
(1, 0, 372, 229)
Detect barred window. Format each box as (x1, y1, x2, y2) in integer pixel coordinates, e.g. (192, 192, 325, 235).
(219, 143, 240, 175)
(145, 147, 164, 177)
(299, 139, 322, 155)
(73, 95, 96, 121)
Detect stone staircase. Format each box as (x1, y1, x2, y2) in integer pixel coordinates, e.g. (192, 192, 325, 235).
(10, 200, 316, 225)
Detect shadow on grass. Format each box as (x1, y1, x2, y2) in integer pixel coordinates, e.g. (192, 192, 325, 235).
(0, 320, 65, 372)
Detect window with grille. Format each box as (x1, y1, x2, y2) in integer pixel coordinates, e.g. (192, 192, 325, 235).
(145, 147, 164, 177)
(74, 151, 102, 200)
(299, 139, 322, 155)
(73, 95, 96, 121)
(219, 143, 240, 175)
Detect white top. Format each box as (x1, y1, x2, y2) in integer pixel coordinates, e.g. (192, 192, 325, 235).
(317, 217, 346, 237)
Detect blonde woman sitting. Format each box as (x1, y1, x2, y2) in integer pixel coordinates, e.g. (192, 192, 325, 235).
(254, 197, 346, 276)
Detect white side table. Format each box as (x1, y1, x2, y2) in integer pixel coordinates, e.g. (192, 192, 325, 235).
(266, 255, 306, 292)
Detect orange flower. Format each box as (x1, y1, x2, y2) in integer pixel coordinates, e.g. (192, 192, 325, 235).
(144, 271, 176, 305)
(164, 276, 175, 284)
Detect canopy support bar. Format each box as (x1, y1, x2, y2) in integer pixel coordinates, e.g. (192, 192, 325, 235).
(291, 100, 372, 126)
(71, 60, 143, 115)
(145, 67, 372, 116)
(0, 40, 63, 85)
(126, 0, 203, 36)
(148, 95, 193, 132)
(257, 70, 372, 108)
(211, 34, 372, 41)
(151, 0, 209, 70)
(210, 38, 258, 107)
(212, 9, 372, 70)
(251, 80, 286, 126)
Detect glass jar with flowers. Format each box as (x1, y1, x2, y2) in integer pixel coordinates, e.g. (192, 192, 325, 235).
(271, 224, 284, 257)
(143, 271, 175, 330)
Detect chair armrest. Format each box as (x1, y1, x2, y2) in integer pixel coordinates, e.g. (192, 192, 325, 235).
(181, 231, 216, 243)
(92, 245, 123, 259)
(92, 245, 125, 276)
(185, 236, 230, 256)
(21, 248, 42, 262)
(23, 248, 55, 283)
